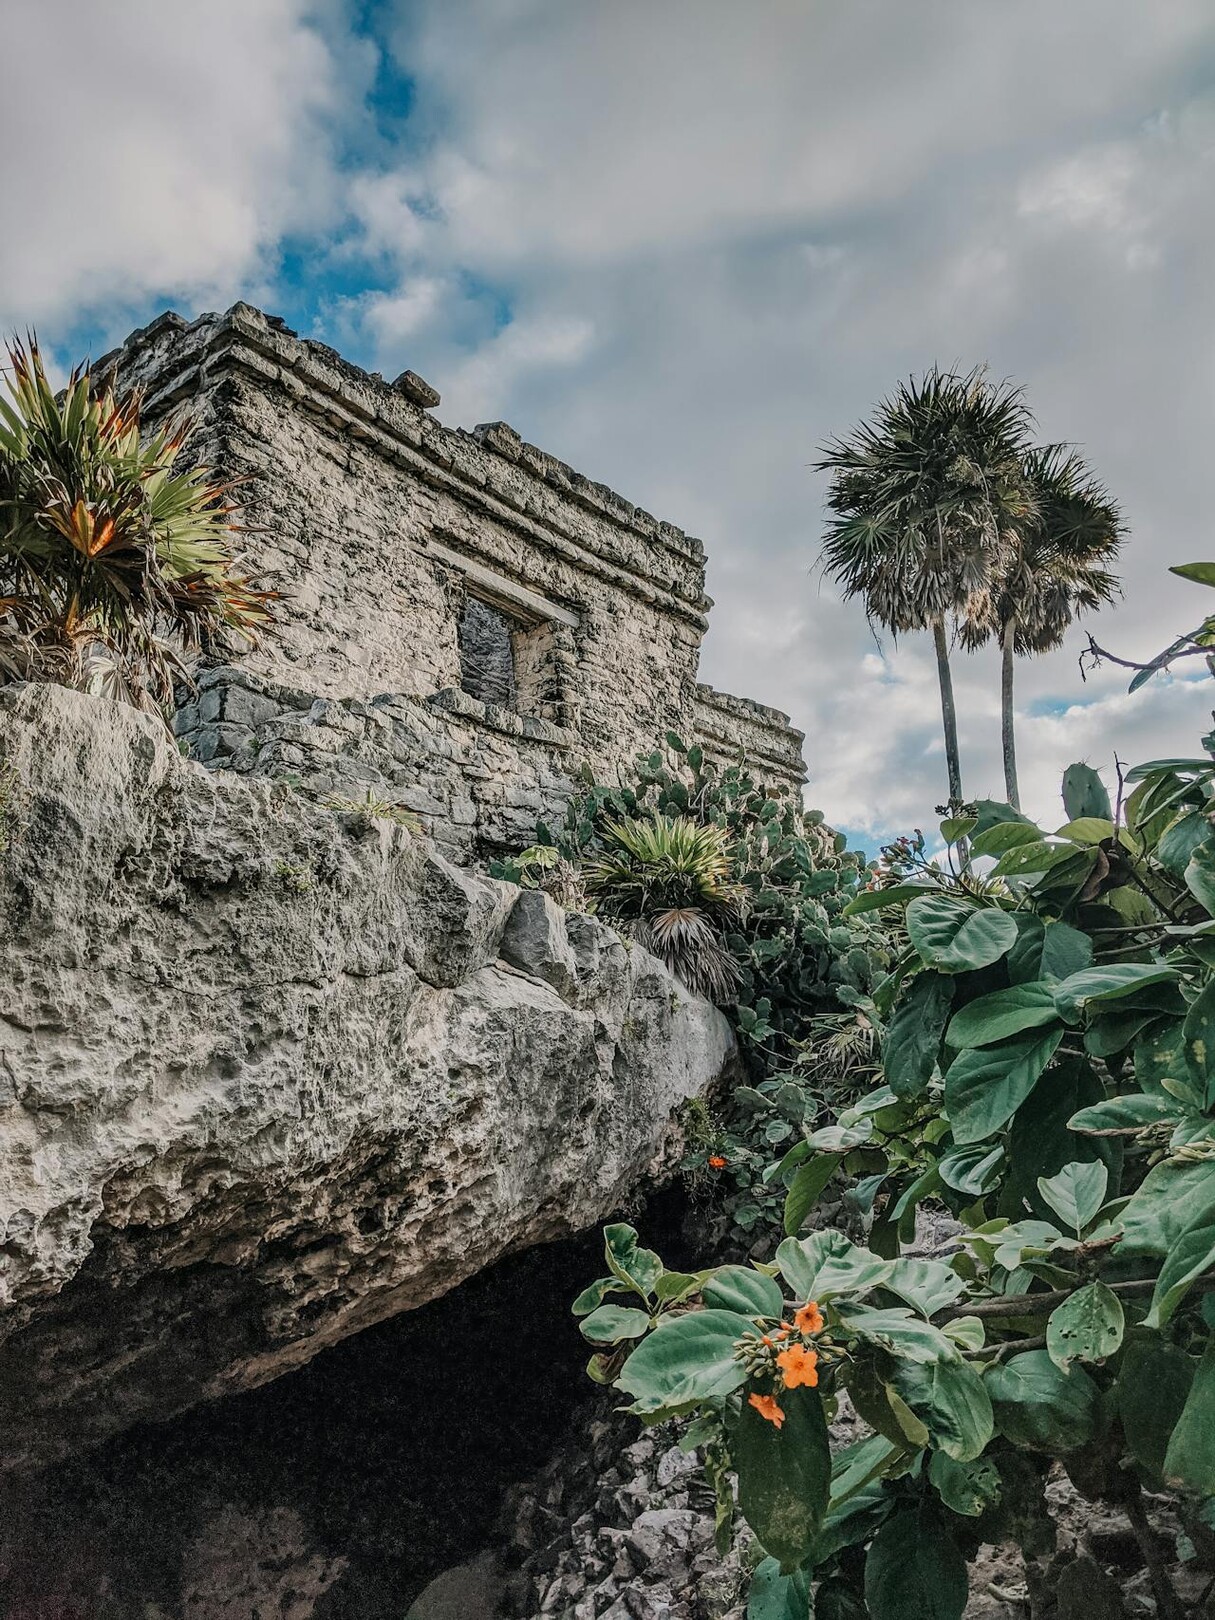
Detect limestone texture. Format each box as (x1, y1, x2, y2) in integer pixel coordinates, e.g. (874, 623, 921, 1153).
(0, 683, 737, 1471)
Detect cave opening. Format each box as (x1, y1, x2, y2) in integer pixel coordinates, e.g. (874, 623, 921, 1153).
(0, 1214, 693, 1620)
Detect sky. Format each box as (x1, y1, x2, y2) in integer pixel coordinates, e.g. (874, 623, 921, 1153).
(3, 0, 1214, 849)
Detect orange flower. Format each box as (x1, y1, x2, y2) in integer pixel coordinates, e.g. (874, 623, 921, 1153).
(708, 1154, 727, 1170)
(774, 1324, 792, 1339)
(794, 1300, 824, 1336)
(777, 1344, 819, 1389)
(748, 1392, 786, 1428)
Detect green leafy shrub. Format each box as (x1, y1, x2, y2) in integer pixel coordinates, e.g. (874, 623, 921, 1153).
(583, 812, 743, 999)
(500, 734, 891, 1061)
(495, 736, 895, 1246)
(0, 337, 271, 708)
(573, 612, 1215, 1615)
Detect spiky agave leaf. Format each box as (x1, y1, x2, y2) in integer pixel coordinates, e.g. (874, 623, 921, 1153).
(631, 906, 742, 1002)
(584, 813, 742, 920)
(0, 336, 273, 710)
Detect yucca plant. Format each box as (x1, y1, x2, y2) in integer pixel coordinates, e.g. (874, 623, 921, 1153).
(584, 813, 743, 999)
(0, 337, 271, 709)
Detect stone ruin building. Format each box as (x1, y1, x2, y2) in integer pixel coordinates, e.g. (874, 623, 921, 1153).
(100, 302, 807, 861)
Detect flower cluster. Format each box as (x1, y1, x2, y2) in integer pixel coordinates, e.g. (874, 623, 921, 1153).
(743, 1298, 826, 1429)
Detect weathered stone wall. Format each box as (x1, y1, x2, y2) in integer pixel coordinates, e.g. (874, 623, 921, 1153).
(0, 683, 737, 1471)
(98, 304, 808, 828)
(693, 683, 807, 787)
(172, 664, 579, 864)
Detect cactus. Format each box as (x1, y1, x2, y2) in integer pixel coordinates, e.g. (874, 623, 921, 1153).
(1061, 762, 1111, 822)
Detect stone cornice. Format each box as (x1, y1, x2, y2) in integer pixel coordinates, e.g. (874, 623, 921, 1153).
(98, 305, 713, 631)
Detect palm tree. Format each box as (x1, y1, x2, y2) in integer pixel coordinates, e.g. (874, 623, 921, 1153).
(961, 445, 1123, 809)
(0, 338, 272, 709)
(817, 368, 1034, 805)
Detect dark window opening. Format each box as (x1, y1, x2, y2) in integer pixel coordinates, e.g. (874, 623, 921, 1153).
(458, 595, 518, 708)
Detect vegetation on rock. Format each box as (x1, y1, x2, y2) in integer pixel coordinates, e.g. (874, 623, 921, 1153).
(0, 338, 270, 709)
(574, 572, 1215, 1619)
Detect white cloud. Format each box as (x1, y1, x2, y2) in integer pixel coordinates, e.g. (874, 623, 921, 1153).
(0, 0, 358, 335)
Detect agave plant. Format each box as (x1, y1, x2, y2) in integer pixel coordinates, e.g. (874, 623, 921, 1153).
(584, 813, 743, 1000)
(0, 337, 271, 709)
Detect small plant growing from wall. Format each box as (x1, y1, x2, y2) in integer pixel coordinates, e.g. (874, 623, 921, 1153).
(0, 338, 272, 710)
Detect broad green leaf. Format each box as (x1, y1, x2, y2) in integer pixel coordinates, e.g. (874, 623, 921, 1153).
(989, 838, 1079, 879)
(893, 1356, 994, 1460)
(846, 1353, 930, 1448)
(906, 896, 1017, 973)
(1054, 816, 1114, 844)
(782, 1154, 838, 1236)
(986, 1350, 1098, 1453)
(579, 1304, 652, 1344)
(1037, 1161, 1108, 1235)
(1158, 811, 1212, 878)
(940, 815, 978, 844)
(604, 1223, 663, 1299)
(1117, 1334, 1194, 1483)
(1164, 1346, 1215, 1494)
(1039, 921, 1094, 982)
(654, 1269, 703, 1304)
(928, 1452, 1003, 1517)
(1045, 1282, 1124, 1369)
(746, 1558, 809, 1620)
(1053, 965, 1180, 1024)
(735, 1382, 830, 1570)
(1184, 979, 1215, 1111)
(572, 1276, 628, 1316)
(1117, 1158, 1215, 1256)
(970, 820, 1043, 859)
(774, 1229, 852, 1300)
(1136, 1024, 1195, 1101)
(1172, 561, 1215, 588)
(1068, 1093, 1178, 1135)
(883, 1257, 966, 1317)
(1006, 914, 1046, 984)
(703, 1266, 785, 1321)
(945, 1029, 1064, 1144)
(1186, 841, 1215, 915)
(616, 1309, 752, 1412)
(945, 983, 1060, 1049)
(836, 1305, 959, 1364)
(991, 1219, 1069, 1272)
(1146, 1224, 1215, 1328)
(843, 882, 934, 916)
(942, 1316, 985, 1351)
(775, 1232, 891, 1302)
(938, 1141, 1005, 1196)
(884, 973, 953, 1099)
(864, 1507, 968, 1620)
(971, 799, 1036, 836)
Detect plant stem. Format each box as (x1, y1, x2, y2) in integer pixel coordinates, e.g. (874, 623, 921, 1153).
(1125, 1485, 1186, 1620)
(1001, 618, 1020, 810)
(940, 1271, 1215, 1323)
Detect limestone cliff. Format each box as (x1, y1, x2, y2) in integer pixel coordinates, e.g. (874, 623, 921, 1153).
(0, 683, 736, 1472)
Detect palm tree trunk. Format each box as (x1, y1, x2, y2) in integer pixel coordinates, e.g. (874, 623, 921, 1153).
(931, 615, 964, 803)
(1001, 618, 1020, 810)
